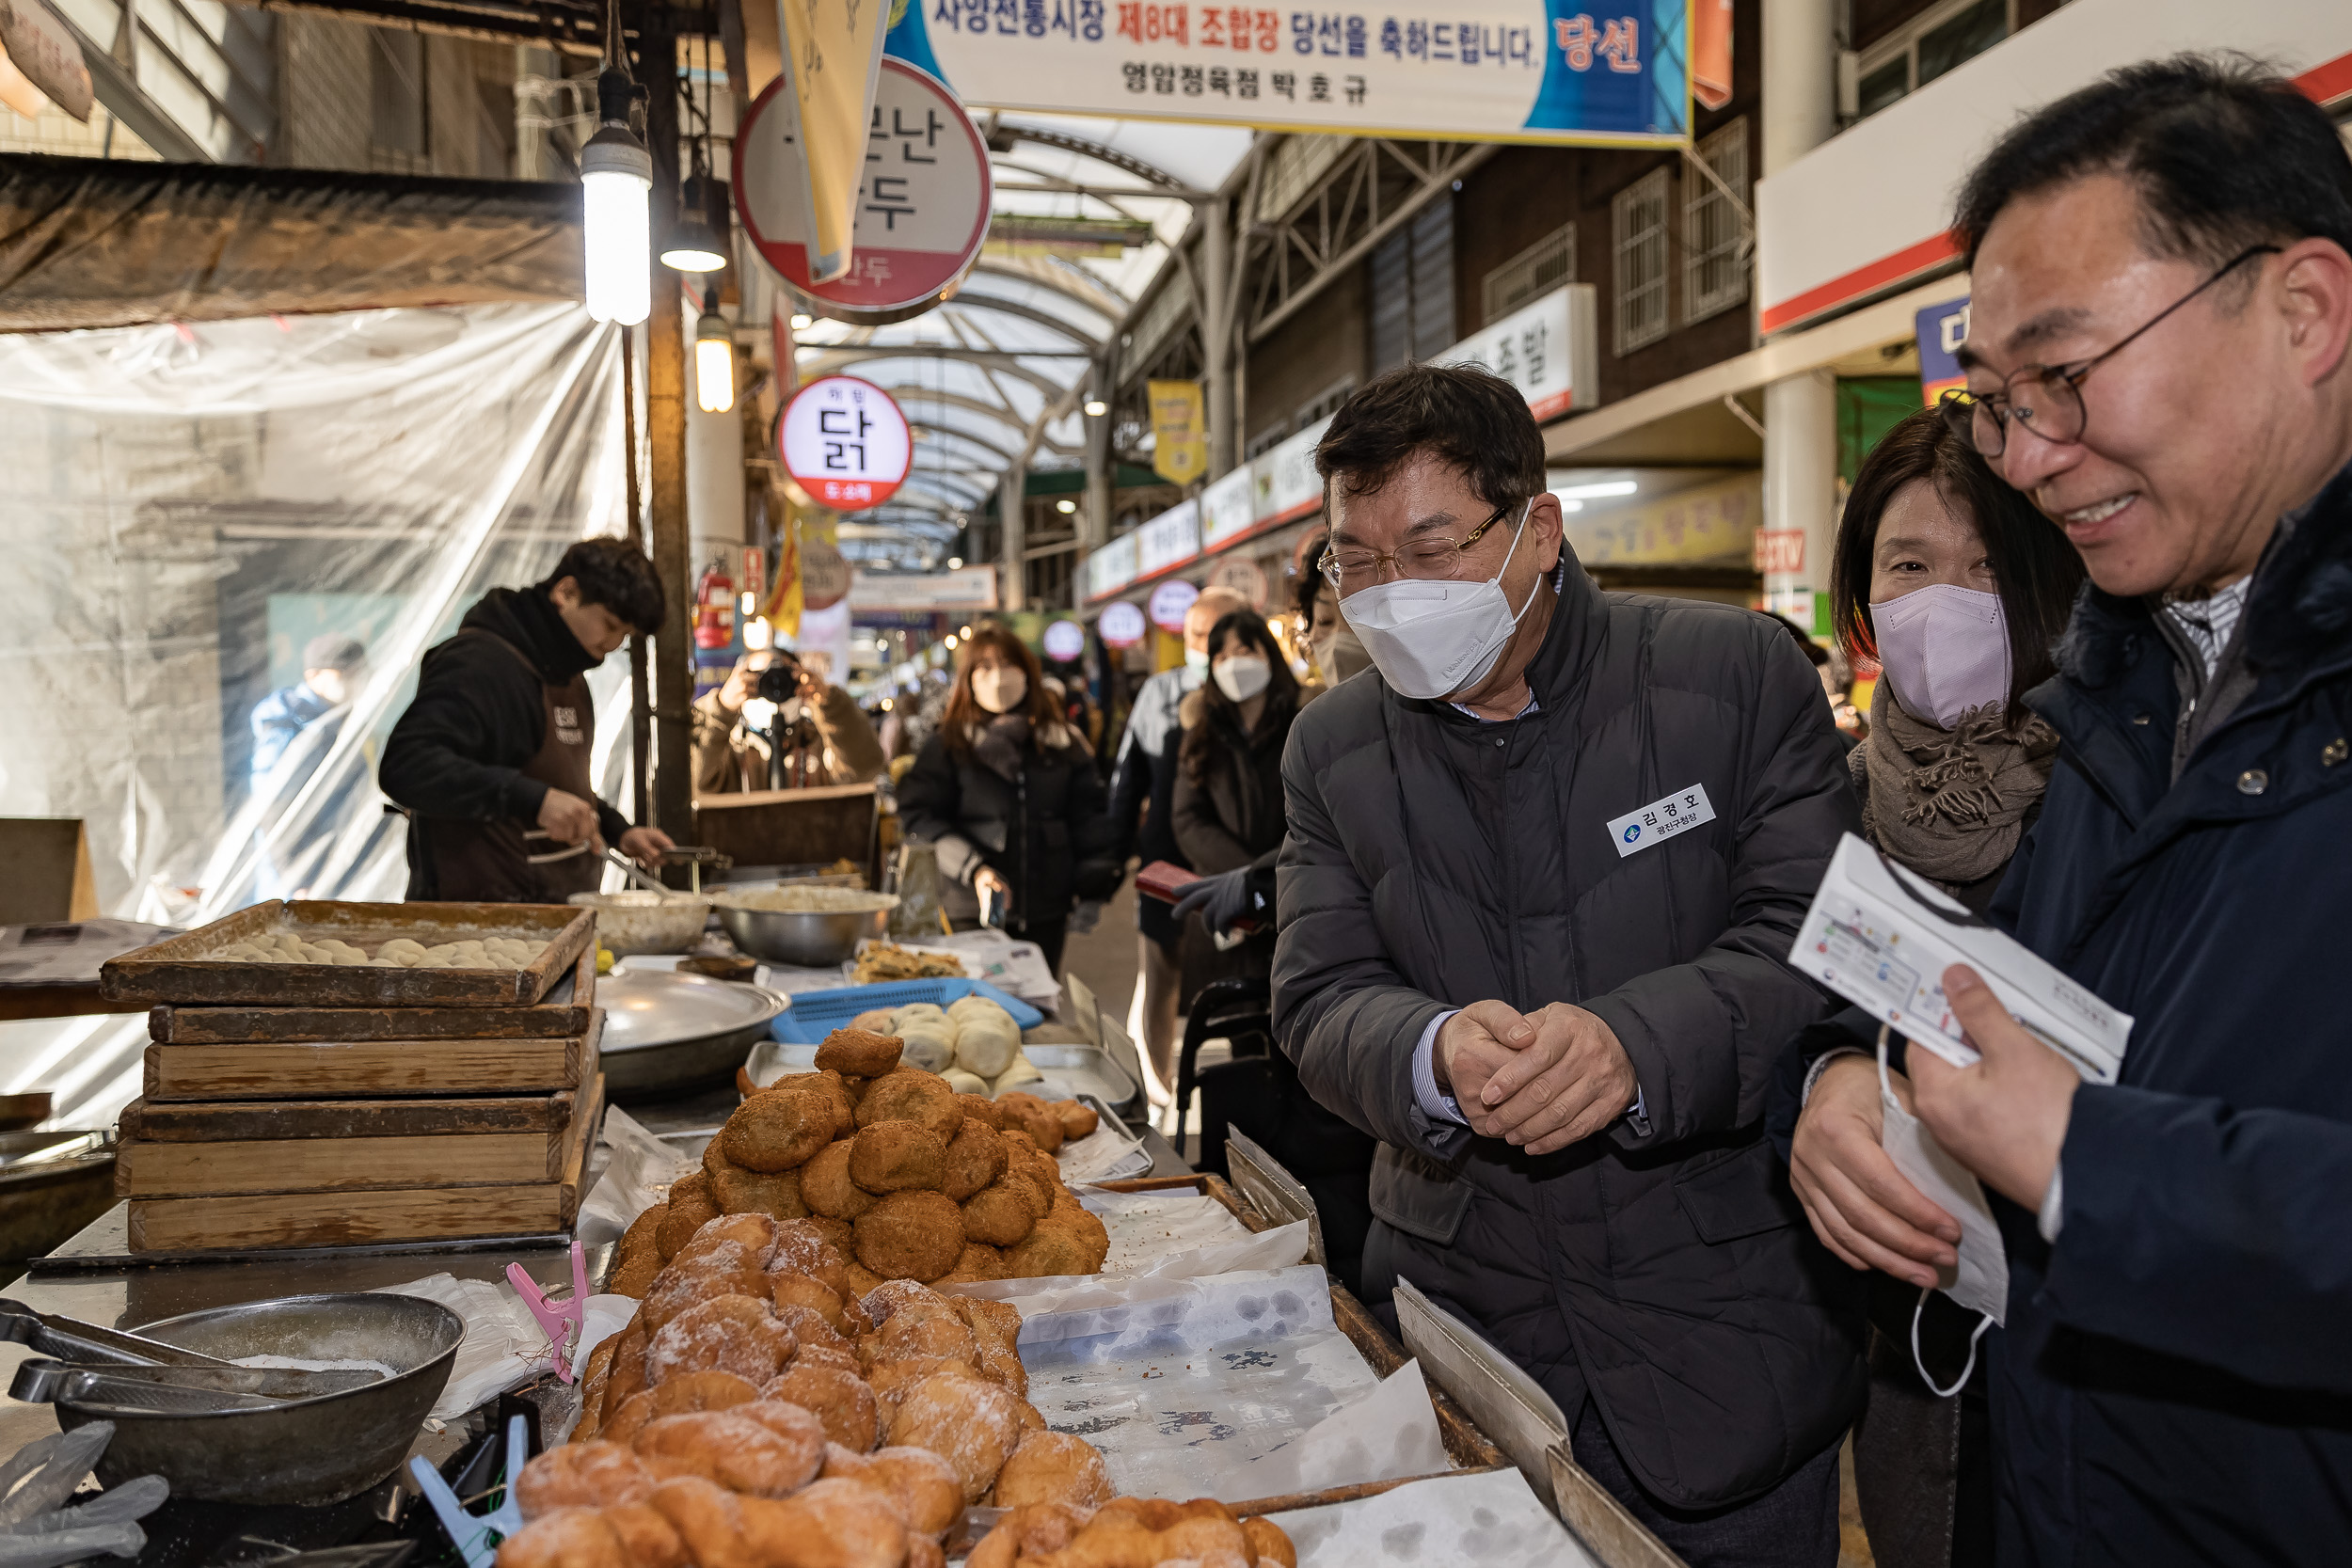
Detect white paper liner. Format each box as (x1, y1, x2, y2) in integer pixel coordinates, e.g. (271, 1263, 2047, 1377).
(575, 1104, 696, 1247)
(371, 1273, 635, 1428)
(1267, 1467, 1597, 1567)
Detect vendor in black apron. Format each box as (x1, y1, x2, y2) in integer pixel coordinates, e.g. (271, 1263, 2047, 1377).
(380, 538, 673, 900)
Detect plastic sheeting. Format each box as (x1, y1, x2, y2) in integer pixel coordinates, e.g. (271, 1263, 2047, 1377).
(0, 301, 631, 1126)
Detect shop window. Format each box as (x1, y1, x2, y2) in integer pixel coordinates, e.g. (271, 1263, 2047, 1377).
(1482, 223, 1576, 326)
(1612, 167, 1670, 357)
(371, 29, 428, 159)
(1682, 119, 1748, 326)
(1370, 198, 1455, 372)
(1848, 0, 2014, 123)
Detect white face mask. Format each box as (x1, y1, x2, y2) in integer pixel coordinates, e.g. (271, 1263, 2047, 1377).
(1184, 646, 1212, 682)
(971, 667, 1027, 715)
(1338, 500, 1538, 701)
(1875, 1027, 2004, 1397)
(1213, 655, 1271, 703)
(1312, 618, 1371, 687)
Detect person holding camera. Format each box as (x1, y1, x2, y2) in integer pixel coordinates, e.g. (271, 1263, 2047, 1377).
(897, 624, 1120, 974)
(691, 648, 886, 794)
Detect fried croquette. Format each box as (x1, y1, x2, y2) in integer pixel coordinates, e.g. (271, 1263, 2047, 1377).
(851, 1189, 966, 1282)
(993, 1092, 1066, 1154)
(799, 1139, 879, 1220)
(1053, 1100, 1100, 1140)
(816, 1027, 905, 1077)
(953, 1094, 1004, 1131)
(961, 1178, 1039, 1247)
(853, 1069, 964, 1143)
(721, 1088, 834, 1173)
(848, 1121, 947, 1194)
(937, 1117, 1008, 1201)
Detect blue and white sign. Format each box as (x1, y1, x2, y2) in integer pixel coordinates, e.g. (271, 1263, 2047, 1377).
(889, 2, 1690, 146)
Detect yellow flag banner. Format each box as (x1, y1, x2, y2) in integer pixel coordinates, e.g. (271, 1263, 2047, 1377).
(1148, 379, 1207, 488)
(763, 498, 806, 639)
(775, 0, 892, 284)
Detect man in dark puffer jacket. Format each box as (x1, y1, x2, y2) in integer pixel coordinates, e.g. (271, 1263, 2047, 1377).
(1272, 364, 1866, 1567)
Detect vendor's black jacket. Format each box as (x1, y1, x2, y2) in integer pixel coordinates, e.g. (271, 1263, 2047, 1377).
(1271, 557, 1867, 1511)
(1941, 460, 2352, 1566)
(378, 588, 628, 895)
(898, 720, 1120, 933)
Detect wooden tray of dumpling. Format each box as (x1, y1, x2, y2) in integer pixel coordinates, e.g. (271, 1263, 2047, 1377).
(148, 946, 596, 1044)
(100, 901, 596, 1009)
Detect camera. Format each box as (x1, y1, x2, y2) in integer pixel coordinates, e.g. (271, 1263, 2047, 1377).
(754, 654, 803, 705)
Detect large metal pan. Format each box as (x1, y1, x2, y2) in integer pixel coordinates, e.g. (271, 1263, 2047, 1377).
(598, 969, 787, 1098)
(43, 1292, 464, 1506)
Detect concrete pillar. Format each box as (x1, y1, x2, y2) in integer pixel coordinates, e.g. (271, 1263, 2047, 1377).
(999, 465, 1026, 612)
(1200, 196, 1233, 479)
(1760, 0, 1839, 635)
(642, 16, 693, 842)
(1083, 358, 1112, 562)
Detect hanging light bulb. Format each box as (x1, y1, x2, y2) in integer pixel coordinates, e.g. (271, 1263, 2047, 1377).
(580, 56, 652, 325)
(1056, 499, 1077, 514)
(695, 289, 736, 413)
(1083, 399, 1108, 418)
(662, 169, 729, 273)
(790, 313, 815, 330)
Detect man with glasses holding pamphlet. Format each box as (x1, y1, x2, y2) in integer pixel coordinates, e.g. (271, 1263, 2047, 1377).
(1271, 362, 1866, 1566)
(1785, 55, 2352, 1563)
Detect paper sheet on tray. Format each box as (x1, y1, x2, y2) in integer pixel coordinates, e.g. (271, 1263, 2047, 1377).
(1055, 1116, 1148, 1185)
(1240, 1359, 1453, 1497)
(1006, 1265, 1441, 1502)
(372, 1274, 634, 1428)
(575, 1105, 696, 1247)
(1269, 1467, 1596, 1567)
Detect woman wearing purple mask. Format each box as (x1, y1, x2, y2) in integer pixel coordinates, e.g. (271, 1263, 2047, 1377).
(1776, 405, 2084, 1568)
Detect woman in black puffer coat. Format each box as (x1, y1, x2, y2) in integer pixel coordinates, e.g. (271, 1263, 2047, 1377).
(898, 623, 1120, 974)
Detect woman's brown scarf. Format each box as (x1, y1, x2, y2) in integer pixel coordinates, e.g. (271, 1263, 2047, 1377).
(1856, 679, 2059, 888)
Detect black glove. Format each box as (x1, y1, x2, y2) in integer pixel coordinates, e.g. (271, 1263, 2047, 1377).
(1172, 865, 1257, 937)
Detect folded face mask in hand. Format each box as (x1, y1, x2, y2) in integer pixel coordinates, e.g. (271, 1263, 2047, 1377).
(1876, 1028, 2004, 1396)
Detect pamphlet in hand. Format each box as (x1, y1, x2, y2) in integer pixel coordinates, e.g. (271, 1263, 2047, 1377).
(1788, 834, 2131, 1085)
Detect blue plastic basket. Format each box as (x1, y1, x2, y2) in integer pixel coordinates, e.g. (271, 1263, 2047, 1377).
(768, 977, 1044, 1044)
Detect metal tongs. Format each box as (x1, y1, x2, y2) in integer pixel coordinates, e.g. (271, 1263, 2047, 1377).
(0, 1299, 379, 1413)
(602, 845, 731, 895)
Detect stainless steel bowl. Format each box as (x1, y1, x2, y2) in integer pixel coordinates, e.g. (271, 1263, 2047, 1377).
(599, 968, 788, 1096)
(567, 891, 711, 956)
(50, 1292, 464, 1506)
(712, 895, 898, 966)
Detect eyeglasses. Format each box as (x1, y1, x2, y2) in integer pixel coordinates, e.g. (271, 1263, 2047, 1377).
(1319, 500, 1517, 593)
(1938, 245, 2279, 460)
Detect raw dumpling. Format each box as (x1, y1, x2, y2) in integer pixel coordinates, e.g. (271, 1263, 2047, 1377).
(947, 997, 1022, 1079)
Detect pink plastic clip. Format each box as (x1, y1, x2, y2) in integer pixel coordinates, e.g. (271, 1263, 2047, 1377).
(508, 1241, 591, 1383)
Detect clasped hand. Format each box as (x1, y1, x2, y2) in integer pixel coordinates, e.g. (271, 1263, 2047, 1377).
(1435, 1000, 1637, 1155)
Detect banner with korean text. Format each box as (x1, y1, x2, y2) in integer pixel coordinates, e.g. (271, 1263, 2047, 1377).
(887, 1, 1690, 145)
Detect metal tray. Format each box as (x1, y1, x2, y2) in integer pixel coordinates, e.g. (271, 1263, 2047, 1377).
(742, 1039, 1136, 1109)
(600, 970, 788, 1099)
(102, 901, 595, 1009)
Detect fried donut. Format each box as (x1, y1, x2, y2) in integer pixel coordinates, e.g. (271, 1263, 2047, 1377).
(853, 1069, 963, 1143)
(959, 1296, 1024, 1347)
(712, 1163, 808, 1220)
(727, 1397, 832, 1479)
(888, 1371, 1024, 1502)
(859, 1278, 959, 1327)
(936, 1117, 1008, 1201)
(769, 1271, 850, 1333)
(864, 1356, 980, 1414)
(1245, 1514, 1300, 1567)
(572, 1334, 622, 1444)
(640, 1243, 770, 1333)
(632, 1409, 822, 1497)
(675, 1212, 779, 1268)
(494, 1507, 629, 1568)
(646, 1476, 755, 1568)
(610, 1206, 665, 1297)
(772, 1299, 852, 1359)
(769, 1215, 850, 1275)
(645, 1294, 797, 1386)
(605, 1503, 690, 1568)
(994, 1093, 1066, 1155)
(761, 1361, 882, 1450)
(987, 1430, 1111, 1512)
(963, 1502, 1091, 1568)
(848, 1121, 947, 1194)
(600, 1368, 762, 1445)
(953, 1093, 1004, 1132)
(961, 1179, 1039, 1247)
(852, 1190, 967, 1282)
(601, 1322, 651, 1419)
(515, 1441, 654, 1519)
(792, 1341, 861, 1375)
(1011, 1398, 1046, 1435)
(721, 1088, 834, 1173)
(842, 1259, 890, 1301)
(970, 1335, 1027, 1396)
(817, 1027, 905, 1077)
(823, 1445, 966, 1540)
(1053, 1100, 1100, 1140)
(800, 1139, 879, 1220)
(738, 1479, 909, 1567)
(872, 1307, 976, 1366)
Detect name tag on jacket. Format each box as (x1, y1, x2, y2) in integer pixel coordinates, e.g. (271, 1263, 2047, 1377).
(1608, 784, 1716, 858)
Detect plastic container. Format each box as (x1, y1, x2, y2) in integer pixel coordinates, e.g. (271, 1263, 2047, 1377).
(767, 977, 1044, 1044)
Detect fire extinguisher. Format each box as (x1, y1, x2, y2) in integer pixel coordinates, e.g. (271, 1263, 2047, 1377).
(693, 560, 735, 651)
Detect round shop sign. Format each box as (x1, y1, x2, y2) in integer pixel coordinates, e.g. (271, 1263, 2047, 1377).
(1148, 578, 1200, 635)
(779, 376, 912, 512)
(1041, 619, 1087, 663)
(734, 57, 993, 324)
(800, 535, 851, 611)
(1208, 557, 1267, 610)
(1098, 601, 1148, 649)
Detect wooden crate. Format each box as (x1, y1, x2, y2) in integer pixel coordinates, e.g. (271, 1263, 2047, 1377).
(143, 1010, 601, 1102)
(148, 947, 596, 1044)
(124, 1075, 601, 1252)
(692, 784, 880, 888)
(103, 901, 595, 1009)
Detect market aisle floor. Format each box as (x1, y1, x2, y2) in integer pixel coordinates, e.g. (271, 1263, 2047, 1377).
(1060, 870, 1144, 1065)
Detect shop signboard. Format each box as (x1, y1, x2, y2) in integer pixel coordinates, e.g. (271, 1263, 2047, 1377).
(779, 376, 914, 510)
(1917, 297, 1969, 408)
(1567, 472, 1760, 567)
(1098, 600, 1149, 647)
(1042, 619, 1089, 661)
(1135, 499, 1202, 578)
(737, 57, 993, 321)
(1149, 379, 1208, 485)
(1200, 464, 1258, 551)
(885, 1, 1692, 146)
(1083, 531, 1139, 601)
(1252, 416, 1330, 526)
(0, 0, 90, 121)
(1434, 284, 1597, 421)
(847, 564, 999, 610)
(1208, 556, 1267, 610)
(1149, 578, 1200, 633)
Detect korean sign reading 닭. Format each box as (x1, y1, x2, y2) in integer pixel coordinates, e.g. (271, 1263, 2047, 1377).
(886, 1, 1690, 145)
(780, 377, 914, 511)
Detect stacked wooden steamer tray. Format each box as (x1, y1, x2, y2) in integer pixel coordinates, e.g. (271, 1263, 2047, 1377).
(101, 901, 603, 1255)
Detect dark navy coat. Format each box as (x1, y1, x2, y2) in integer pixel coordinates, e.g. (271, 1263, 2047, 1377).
(1983, 461, 2352, 1564)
